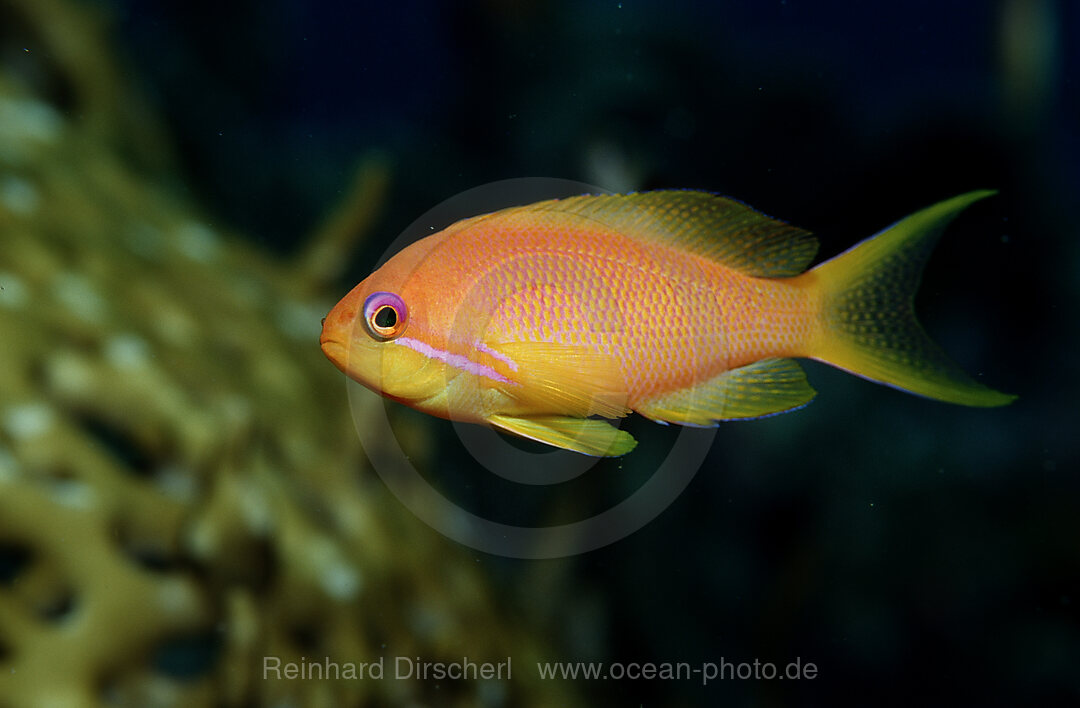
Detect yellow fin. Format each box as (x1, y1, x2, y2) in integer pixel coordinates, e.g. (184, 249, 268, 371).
(489, 414, 637, 457)
(806, 191, 1016, 407)
(636, 358, 817, 425)
(527, 191, 819, 277)
(495, 342, 631, 419)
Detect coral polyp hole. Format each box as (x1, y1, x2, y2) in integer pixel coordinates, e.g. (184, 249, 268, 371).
(38, 589, 77, 623)
(73, 413, 158, 476)
(123, 543, 177, 574)
(0, 542, 32, 585)
(110, 517, 180, 574)
(288, 623, 322, 653)
(221, 536, 277, 592)
(152, 630, 222, 680)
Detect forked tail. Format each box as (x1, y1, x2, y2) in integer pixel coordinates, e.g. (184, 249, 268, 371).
(800, 190, 1015, 407)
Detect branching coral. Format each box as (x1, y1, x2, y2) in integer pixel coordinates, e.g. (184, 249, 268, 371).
(0, 1, 581, 706)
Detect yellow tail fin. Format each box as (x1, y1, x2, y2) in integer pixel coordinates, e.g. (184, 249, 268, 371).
(803, 191, 1015, 407)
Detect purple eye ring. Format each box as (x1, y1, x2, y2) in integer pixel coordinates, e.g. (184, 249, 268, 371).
(362, 291, 408, 341)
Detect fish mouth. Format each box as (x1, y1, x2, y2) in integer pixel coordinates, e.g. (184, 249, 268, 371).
(319, 337, 349, 373)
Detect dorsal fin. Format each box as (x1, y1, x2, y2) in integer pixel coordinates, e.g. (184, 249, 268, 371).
(526, 190, 819, 277)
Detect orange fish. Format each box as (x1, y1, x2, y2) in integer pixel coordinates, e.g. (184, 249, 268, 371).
(320, 190, 1014, 456)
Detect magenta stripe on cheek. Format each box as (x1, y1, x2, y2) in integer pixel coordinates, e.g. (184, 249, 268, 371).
(474, 341, 518, 371)
(395, 337, 513, 384)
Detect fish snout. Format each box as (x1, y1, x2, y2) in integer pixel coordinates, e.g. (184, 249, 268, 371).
(319, 304, 355, 372)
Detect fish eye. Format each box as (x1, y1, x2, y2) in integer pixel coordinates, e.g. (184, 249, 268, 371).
(362, 291, 408, 341)
(373, 306, 396, 329)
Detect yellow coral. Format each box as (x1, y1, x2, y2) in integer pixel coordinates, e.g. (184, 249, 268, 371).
(0, 1, 582, 706)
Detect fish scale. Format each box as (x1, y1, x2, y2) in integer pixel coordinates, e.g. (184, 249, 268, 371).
(464, 222, 760, 391)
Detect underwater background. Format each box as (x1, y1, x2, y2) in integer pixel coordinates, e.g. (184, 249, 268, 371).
(0, 0, 1076, 706)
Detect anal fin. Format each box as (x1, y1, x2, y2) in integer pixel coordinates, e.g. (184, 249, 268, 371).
(636, 358, 816, 425)
(489, 414, 637, 457)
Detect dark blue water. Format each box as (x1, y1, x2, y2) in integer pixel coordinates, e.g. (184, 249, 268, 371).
(104, 1, 1079, 705)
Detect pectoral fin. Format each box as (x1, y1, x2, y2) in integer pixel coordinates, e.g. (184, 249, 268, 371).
(493, 342, 631, 419)
(488, 414, 637, 457)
